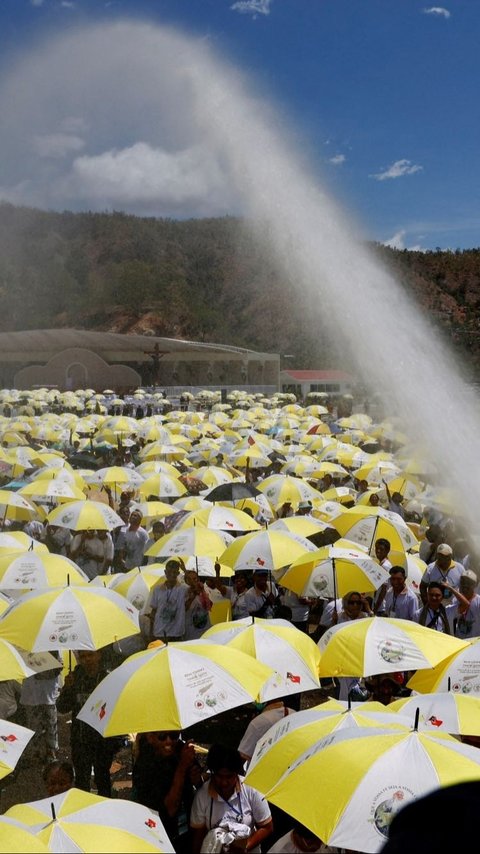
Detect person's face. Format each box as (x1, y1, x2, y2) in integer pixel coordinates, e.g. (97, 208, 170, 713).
(165, 566, 180, 586)
(460, 579, 475, 599)
(130, 512, 142, 528)
(185, 570, 198, 589)
(212, 767, 239, 800)
(436, 553, 452, 571)
(389, 572, 406, 594)
(369, 494, 379, 507)
(345, 594, 363, 618)
(78, 650, 102, 675)
(45, 767, 73, 797)
(376, 679, 395, 705)
(119, 507, 130, 523)
(152, 525, 165, 541)
(427, 587, 443, 610)
(146, 731, 180, 758)
(235, 576, 247, 593)
(254, 573, 268, 591)
(375, 542, 389, 562)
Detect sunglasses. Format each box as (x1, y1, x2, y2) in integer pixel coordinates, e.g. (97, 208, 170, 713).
(347, 600, 362, 606)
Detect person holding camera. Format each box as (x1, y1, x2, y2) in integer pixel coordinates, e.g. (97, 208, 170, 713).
(243, 570, 278, 619)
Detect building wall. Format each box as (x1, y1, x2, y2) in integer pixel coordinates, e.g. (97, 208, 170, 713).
(14, 348, 141, 391)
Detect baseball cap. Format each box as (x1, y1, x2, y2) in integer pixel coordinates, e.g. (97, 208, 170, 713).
(462, 569, 478, 584)
(436, 543, 453, 556)
(298, 500, 312, 510)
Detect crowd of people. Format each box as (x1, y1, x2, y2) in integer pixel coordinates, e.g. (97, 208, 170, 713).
(0, 386, 479, 852)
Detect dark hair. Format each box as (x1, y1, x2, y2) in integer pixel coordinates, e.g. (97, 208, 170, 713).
(428, 581, 444, 592)
(165, 559, 181, 571)
(292, 821, 320, 843)
(389, 566, 406, 578)
(376, 538, 391, 550)
(207, 743, 244, 775)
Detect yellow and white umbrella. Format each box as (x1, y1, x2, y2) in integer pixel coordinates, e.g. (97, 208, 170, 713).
(248, 725, 480, 853)
(6, 788, 175, 853)
(0, 586, 139, 651)
(257, 475, 321, 511)
(177, 506, 261, 533)
(0, 552, 88, 590)
(145, 528, 233, 561)
(246, 699, 410, 792)
(0, 719, 35, 780)
(47, 500, 124, 532)
(113, 567, 166, 612)
(0, 532, 47, 553)
(269, 515, 332, 537)
(0, 491, 40, 522)
(0, 817, 49, 853)
(318, 617, 468, 678)
(138, 474, 187, 500)
(407, 637, 480, 695)
(332, 506, 418, 552)
(279, 545, 390, 599)
(19, 480, 86, 505)
(219, 529, 316, 573)
(203, 617, 321, 701)
(388, 691, 480, 735)
(77, 640, 273, 735)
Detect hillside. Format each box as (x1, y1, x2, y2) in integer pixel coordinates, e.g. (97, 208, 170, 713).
(1, 203, 479, 374)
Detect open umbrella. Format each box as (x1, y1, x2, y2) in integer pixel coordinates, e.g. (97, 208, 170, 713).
(0, 817, 49, 853)
(318, 616, 467, 678)
(0, 586, 140, 651)
(219, 529, 315, 573)
(203, 617, 321, 700)
(0, 718, 35, 780)
(77, 640, 273, 735)
(407, 637, 480, 695)
(0, 552, 89, 590)
(204, 482, 261, 503)
(257, 474, 321, 511)
(388, 691, 480, 735)
(279, 545, 390, 599)
(247, 724, 480, 852)
(177, 506, 261, 533)
(46, 501, 124, 532)
(145, 528, 233, 561)
(6, 788, 175, 853)
(331, 506, 418, 552)
(246, 699, 410, 793)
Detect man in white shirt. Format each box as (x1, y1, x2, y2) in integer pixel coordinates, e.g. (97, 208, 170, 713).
(375, 566, 418, 620)
(449, 570, 480, 638)
(420, 543, 464, 605)
(115, 509, 149, 570)
(243, 570, 278, 619)
(149, 560, 187, 641)
(238, 698, 295, 764)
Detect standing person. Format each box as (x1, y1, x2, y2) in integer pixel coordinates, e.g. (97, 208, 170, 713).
(190, 744, 273, 854)
(56, 649, 120, 796)
(184, 571, 212, 640)
(20, 656, 62, 763)
(414, 581, 469, 633)
(334, 591, 372, 702)
(243, 570, 279, 619)
(451, 570, 480, 638)
(115, 509, 149, 570)
(149, 559, 187, 642)
(132, 731, 202, 851)
(420, 543, 464, 605)
(230, 573, 251, 620)
(44, 524, 72, 556)
(375, 567, 418, 620)
(69, 530, 105, 581)
(279, 588, 311, 632)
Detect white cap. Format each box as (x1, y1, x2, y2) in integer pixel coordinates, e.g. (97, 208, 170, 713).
(436, 543, 453, 556)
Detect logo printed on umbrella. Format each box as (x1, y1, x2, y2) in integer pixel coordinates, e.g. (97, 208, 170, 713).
(286, 672, 301, 684)
(145, 819, 157, 828)
(427, 715, 443, 727)
(378, 640, 405, 664)
(312, 575, 328, 593)
(256, 557, 265, 566)
(370, 786, 414, 838)
(0, 734, 17, 742)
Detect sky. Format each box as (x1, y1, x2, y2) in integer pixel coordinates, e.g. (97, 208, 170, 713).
(0, 0, 477, 250)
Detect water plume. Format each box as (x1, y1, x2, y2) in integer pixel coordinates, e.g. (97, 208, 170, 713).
(0, 20, 478, 533)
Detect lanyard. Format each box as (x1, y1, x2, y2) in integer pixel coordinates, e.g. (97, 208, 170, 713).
(209, 789, 244, 827)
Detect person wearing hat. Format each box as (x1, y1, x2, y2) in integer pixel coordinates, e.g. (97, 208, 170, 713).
(450, 569, 480, 638)
(297, 500, 313, 516)
(420, 543, 465, 605)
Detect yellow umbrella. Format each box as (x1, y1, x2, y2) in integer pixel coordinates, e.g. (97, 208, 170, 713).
(145, 527, 233, 561)
(0, 552, 88, 590)
(177, 506, 261, 533)
(246, 699, 409, 793)
(219, 529, 315, 572)
(318, 616, 467, 678)
(0, 586, 140, 651)
(0, 817, 49, 853)
(138, 474, 187, 500)
(203, 617, 321, 701)
(46, 500, 124, 531)
(76, 641, 274, 735)
(6, 788, 175, 852)
(0, 532, 48, 553)
(269, 515, 332, 537)
(19, 480, 86, 504)
(407, 637, 480, 695)
(279, 544, 390, 599)
(332, 506, 418, 552)
(0, 491, 40, 522)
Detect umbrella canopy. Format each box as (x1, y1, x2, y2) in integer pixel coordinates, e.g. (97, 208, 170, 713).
(145, 528, 233, 561)
(46, 500, 124, 531)
(0, 586, 139, 651)
(246, 699, 410, 793)
(248, 725, 480, 853)
(0, 532, 47, 553)
(203, 617, 321, 701)
(0, 490, 40, 522)
(318, 617, 468, 678)
(19, 480, 86, 505)
(0, 552, 89, 590)
(331, 506, 418, 552)
(388, 691, 480, 735)
(219, 529, 316, 573)
(269, 516, 332, 537)
(6, 788, 175, 853)
(279, 545, 390, 599)
(138, 474, 187, 500)
(407, 637, 480, 695)
(0, 719, 35, 780)
(0, 637, 57, 681)
(177, 506, 261, 533)
(204, 482, 261, 503)
(257, 474, 321, 511)
(77, 640, 273, 735)
(0, 817, 49, 853)
(113, 567, 166, 612)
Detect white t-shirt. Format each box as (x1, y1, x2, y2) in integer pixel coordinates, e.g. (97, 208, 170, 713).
(319, 599, 342, 628)
(150, 583, 187, 638)
(116, 526, 149, 569)
(238, 706, 295, 760)
(280, 590, 310, 622)
(449, 595, 480, 638)
(190, 779, 271, 854)
(243, 583, 279, 618)
(267, 830, 337, 853)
